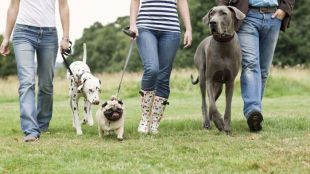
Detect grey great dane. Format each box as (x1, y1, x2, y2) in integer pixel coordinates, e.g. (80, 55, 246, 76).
(191, 5, 245, 133)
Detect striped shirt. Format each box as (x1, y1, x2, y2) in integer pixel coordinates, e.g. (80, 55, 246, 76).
(137, 0, 180, 32)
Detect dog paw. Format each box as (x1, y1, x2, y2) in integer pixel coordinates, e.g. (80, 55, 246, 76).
(203, 121, 211, 129)
(213, 118, 224, 131)
(224, 124, 231, 135)
(224, 128, 231, 135)
(81, 119, 87, 125)
(87, 120, 94, 126)
(117, 133, 124, 141)
(76, 129, 83, 135)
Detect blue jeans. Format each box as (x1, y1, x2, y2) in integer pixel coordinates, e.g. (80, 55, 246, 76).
(12, 24, 58, 137)
(136, 28, 180, 99)
(237, 10, 281, 118)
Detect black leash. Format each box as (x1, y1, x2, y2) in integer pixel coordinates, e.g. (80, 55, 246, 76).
(61, 41, 73, 76)
(116, 27, 136, 98)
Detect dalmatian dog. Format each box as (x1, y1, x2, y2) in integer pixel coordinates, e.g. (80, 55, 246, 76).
(96, 95, 125, 141)
(67, 43, 101, 135)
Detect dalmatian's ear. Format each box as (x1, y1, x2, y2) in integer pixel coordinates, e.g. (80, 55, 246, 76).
(77, 84, 83, 91)
(77, 79, 87, 91)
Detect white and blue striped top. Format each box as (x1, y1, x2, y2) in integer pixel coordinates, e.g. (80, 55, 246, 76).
(137, 0, 180, 32)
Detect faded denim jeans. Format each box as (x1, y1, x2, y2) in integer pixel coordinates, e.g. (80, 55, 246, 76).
(12, 24, 58, 137)
(238, 10, 281, 118)
(136, 28, 180, 99)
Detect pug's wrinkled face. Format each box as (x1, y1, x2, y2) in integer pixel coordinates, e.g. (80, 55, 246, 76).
(102, 96, 124, 121)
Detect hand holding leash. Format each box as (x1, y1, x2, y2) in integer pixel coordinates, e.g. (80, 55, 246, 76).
(122, 27, 137, 38)
(61, 40, 72, 55)
(61, 40, 74, 76)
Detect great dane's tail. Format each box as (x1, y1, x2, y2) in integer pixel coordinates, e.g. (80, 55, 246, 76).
(83, 43, 87, 63)
(190, 74, 199, 85)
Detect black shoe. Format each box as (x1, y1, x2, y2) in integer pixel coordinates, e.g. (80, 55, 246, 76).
(247, 111, 263, 132)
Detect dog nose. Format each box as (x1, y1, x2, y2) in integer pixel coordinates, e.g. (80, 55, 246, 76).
(93, 101, 100, 105)
(209, 21, 217, 26)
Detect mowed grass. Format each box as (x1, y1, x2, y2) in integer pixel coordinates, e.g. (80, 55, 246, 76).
(0, 67, 309, 174)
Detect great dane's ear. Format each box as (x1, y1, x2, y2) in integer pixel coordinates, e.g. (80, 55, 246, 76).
(227, 6, 245, 20)
(203, 8, 214, 25)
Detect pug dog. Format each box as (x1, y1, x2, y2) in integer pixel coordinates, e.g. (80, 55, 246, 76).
(96, 95, 125, 140)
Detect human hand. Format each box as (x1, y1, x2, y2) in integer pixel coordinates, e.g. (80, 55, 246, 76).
(0, 38, 10, 56)
(60, 37, 70, 53)
(129, 24, 139, 38)
(272, 9, 286, 20)
(183, 30, 192, 48)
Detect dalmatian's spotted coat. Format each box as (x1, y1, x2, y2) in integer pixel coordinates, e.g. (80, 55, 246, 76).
(67, 43, 101, 135)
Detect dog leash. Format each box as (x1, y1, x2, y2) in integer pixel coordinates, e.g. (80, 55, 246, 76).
(61, 41, 74, 76)
(115, 27, 137, 98)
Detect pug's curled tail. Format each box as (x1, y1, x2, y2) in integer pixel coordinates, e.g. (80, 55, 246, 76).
(190, 74, 199, 85)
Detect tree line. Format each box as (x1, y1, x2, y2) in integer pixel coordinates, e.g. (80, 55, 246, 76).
(0, 0, 309, 77)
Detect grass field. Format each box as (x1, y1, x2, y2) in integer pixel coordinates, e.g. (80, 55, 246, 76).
(0, 67, 309, 174)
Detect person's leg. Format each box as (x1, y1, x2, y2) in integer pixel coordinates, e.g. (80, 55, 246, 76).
(136, 28, 158, 133)
(12, 25, 40, 139)
(150, 31, 180, 134)
(238, 11, 266, 132)
(36, 27, 58, 132)
(155, 31, 180, 98)
(237, 11, 262, 118)
(259, 15, 281, 97)
(136, 28, 159, 91)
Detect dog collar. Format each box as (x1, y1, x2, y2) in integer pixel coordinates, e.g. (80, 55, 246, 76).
(212, 33, 235, 42)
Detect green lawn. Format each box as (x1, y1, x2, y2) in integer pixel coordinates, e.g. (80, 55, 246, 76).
(0, 68, 309, 174)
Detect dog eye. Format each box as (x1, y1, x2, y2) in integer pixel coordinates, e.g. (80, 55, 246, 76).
(220, 11, 227, 16)
(209, 12, 214, 17)
(89, 89, 93, 93)
(118, 100, 123, 105)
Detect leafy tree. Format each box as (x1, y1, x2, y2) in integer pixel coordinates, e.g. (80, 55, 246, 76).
(65, 0, 310, 73)
(275, 0, 310, 66)
(0, 0, 308, 78)
(72, 17, 142, 73)
(71, 1, 216, 73)
(174, 0, 214, 69)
